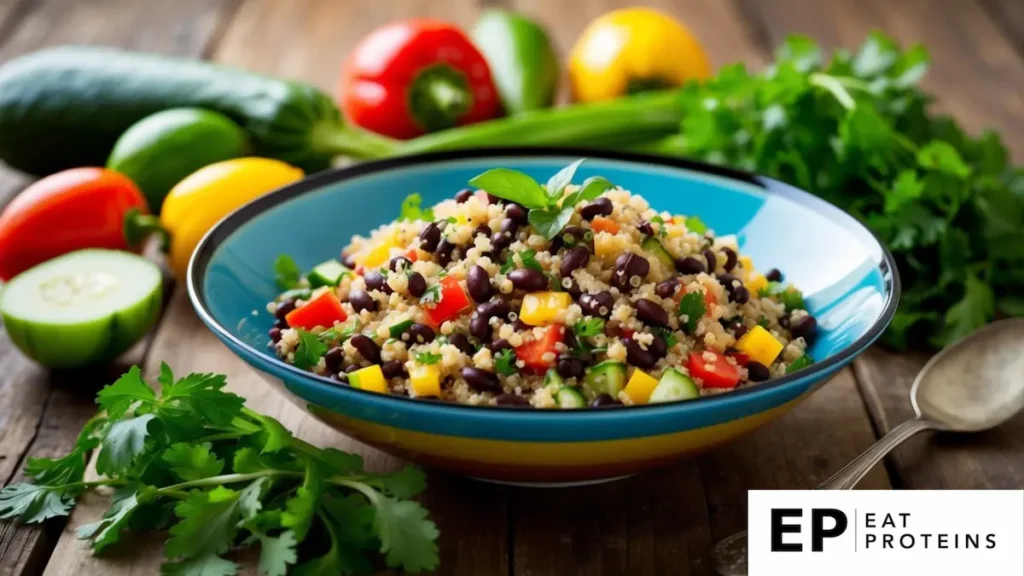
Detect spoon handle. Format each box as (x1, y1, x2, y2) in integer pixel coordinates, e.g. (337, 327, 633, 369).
(817, 418, 935, 490)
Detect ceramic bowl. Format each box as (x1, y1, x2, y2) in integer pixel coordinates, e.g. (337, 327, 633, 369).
(188, 148, 899, 485)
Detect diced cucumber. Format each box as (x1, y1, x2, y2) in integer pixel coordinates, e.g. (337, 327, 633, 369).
(388, 319, 414, 338)
(786, 353, 814, 374)
(583, 360, 627, 397)
(0, 249, 162, 368)
(650, 369, 700, 403)
(641, 236, 675, 271)
(278, 287, 312, 301)
(556, 386, 586, 409)
(542, 369, 565, 393)
(307, 259, 350, 288)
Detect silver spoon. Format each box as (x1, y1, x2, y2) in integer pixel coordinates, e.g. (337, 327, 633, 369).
(712, 318, 1024, 576)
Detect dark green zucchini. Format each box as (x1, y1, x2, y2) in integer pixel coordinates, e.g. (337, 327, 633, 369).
(0, 45, 398, 175)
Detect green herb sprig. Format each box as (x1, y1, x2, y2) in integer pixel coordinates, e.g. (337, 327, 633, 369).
(273, 255, 302, 291)
(398, 193, 435, 222)
(0, 365, 439, 575)
(468, 159, 615, 240)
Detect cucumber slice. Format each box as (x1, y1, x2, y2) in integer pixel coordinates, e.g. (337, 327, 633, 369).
(278, 287, 312, 302)
(641, 236, 675, 271)
(0, 249, 162, 368)
(583, 360, 627, 397)
(542, 369, 565, 394)
(650, 369, 700, 403)
(786, 353, 814, 374)
(556, 386, 586, 409)
(307, 259, 350, 288)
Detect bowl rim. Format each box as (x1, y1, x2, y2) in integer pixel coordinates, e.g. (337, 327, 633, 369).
(187, 146, 901, 418)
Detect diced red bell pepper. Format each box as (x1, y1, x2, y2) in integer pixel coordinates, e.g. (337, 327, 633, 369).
(704, 290, 717, 311)
(422, 275, 471, 327)
(688, 350, 740, 389)
(285, 291, 348, 330)
(405, 248, 419, 262)
(729, 352, 750, 367)
(515, 324, 564, 372)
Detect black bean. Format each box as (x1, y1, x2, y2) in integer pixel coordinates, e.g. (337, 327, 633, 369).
(274, 299, 296, 321)
(273, 318, 286, 329)
(779, 315, 791, 329)
(638, 220, 655, 237)
(580, 197, 612, 220)
(766, 268, 783, 282)
(381, 360, 407, 379)
(655, 278, 679, 299)
(388, 256, 411, 272)
(722, 247, 738, 272)
(505, 203, 528, 224)
(449, 333, 475, 355)
(454, 188, 474, 203)
(466, 266, 493, 303)
(635, 299, 669, 327)
(564, 279, 583, 299)
(499, 218, 519, 236)
(508, 268, 547, 291)
(590, 394, 621, 407)
(513, 318, 532, 331)
(470, 312, 491, 340)
(350, 334, 381, 364)
(623, 338, 657, 369)
(579, 291, 615, 318)
(407, 272, 427, 297)
(718, 273, 741, 296)
(345, 364, 361, 373)
(364, 271, 387, 292)
(550, 225, 588, 253)
(612, 253, 649, 291)
(486, 193, 502, 205)
(473, 224, 491, 239)
(268, 327, 282, 343)
(341, 252, 358, 269)
(560, 246, 590, 278)
(733, 323, 749, 339)
(488, 338, 513, 354)
(476, 299, 510, 320)
(495, 393, 532, 407)
(557, 355, 585, 380)
(731, 286, 750, 305)
(330, 372, 348, 385)
(649, 333, 668, 358)
(435, 238, 456, 267)
(324, 347, 345, 372)
(490, 231, 512, 255)
(419, 222, 442, 252)
(790, 315, 818, 341)
(703, 249, 718, 273)
(408, 323, 436, 345)
(349, 289, 377, 313)
(675, 256, 706, 275)
(747, 361, 770, 382)
(462, 367, 501, 393)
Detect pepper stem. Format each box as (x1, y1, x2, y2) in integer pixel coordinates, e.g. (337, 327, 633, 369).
(123, 208, 170, 253)
(309, 121, 400, 160)
(408, 64, 474, 132)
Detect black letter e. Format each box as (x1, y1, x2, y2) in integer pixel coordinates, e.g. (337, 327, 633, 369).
(771, 509, 803, 552)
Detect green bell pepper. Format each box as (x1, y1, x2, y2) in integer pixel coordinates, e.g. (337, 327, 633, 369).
(471, 10, 559, 114)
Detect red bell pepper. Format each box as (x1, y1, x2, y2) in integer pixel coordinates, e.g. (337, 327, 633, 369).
(341, 19, 502, 139)
(0, 168, 148, 281)
(687, 350, 740, 389)
(422, 275, 471, 327)
(286, 291, 348, 330)
(515, 324, 564, 372)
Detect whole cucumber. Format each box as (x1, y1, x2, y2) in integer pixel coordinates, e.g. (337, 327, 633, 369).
(0, 45, 399, 176)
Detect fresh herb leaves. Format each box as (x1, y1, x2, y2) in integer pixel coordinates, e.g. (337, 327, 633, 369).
(651, 327, 679, 348)
(469, 168, 549, 208)
(273, 255, 301, 291)
(684, 216, 708, 235)
(500, 249, 543, 274)
(293, 330, 328, 370)
(415, 352, 442, 365)
(494, 349, 517, 376)
(676, 292, 706, 333)
(786, 353, 815, 374)
(573, 318, 606, 337)
(0, 365, 439, 574)
(398, 193, 435, 222)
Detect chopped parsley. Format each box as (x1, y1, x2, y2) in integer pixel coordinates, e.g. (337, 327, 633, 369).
(684, 215, 708, 235)
(500, 249, 543, 274)
(494, 349, 517, 376)
(757, 316, 770, 328)
(273, 254, 301, 291)
(650, 215, 669, 238)
(786, 353, 814, 374)
(318, 320, 360, 343)
(420, 284, 442, 306)
(758, 282, 806, 312)
(676, 291, 706, 333)
(651, 327, 679, 348)
(398, 193, 434, 222)
(415, 352, 442, 365)
(573, 317, 606, 337)
(293, 329, 327, 370)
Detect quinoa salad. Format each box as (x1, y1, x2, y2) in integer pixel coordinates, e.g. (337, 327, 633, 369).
(267, 160, 818, 409)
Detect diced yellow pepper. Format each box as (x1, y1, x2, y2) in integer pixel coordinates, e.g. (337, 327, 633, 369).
(624, 369, 660, 405)
(745, 273, 769, 295)
(409, 364, 441, 398)
(349, 365, 388, 394)
(735, 325, 784, 366)
(355, 230, 398, 268)
(519, 292, 572, 326)
(738, 255, 755, 278)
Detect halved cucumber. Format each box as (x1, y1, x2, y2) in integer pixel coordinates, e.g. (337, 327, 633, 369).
(542, 368, 565, 393)
(0, 250, 162, 368)
(307, 259, 350, 288)
(650, 369, 700, 403)
(641, 236, 675, 271)
(555, 386, 586, 409)
(583, 360, 627, 397)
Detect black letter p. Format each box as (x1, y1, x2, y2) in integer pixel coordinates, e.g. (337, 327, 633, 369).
(811, 509, 848, 552)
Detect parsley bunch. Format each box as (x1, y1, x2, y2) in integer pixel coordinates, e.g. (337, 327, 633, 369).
(641, 32, 1024, 350)
(0, 365, 439, 575)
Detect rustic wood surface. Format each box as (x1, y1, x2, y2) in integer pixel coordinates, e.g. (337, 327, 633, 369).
(0, 0, 1020, 575)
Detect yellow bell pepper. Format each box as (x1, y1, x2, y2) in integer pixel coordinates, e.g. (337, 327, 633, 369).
(738, 255, 755, 276)
(349, 365, 388, 394)
(568, 8, 711, 103)
(355, 229, 399, 269)
(126, 157, 303, 278)
(746, 273, 769, 295)
(519, 291, 572, 326)
(624, 369, 659, 404)
(409, 364, 441, 398)
(735, 325, 784, 367)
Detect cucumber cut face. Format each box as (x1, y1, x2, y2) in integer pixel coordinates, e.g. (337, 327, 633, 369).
(0, 249, 162, 368)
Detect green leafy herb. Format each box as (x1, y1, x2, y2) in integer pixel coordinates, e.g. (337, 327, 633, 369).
(398, 193, 435, 222)
(415, 352, 442, 365)
(0, 364, 439, 574)
(293, 330, 328, 370)
(573, 317, 606, 337)
(273, 255, 301, 291)
(318, 319, 360, 344)
(528, 207, 575, 241)
(759, 283, 806, 312)
(757, 316, 770, 329)
(494, 349, 517, 376)
(388, 320, 415, 339)
(684, 216, 708, 235)
(420, 284, 441, 306)
(786, 354, 815, 373)
(650, 215, 668, 238)
(651, 327, 679, 348)
(500, 249, 542, 274)
(676, 292, 706, 333)
(469, 168, 549, 208)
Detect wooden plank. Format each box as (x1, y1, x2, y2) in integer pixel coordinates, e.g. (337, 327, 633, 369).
(739, 0, 1024, 489)
(984, 0, 1024, 56)
(0, 0, 240, 574)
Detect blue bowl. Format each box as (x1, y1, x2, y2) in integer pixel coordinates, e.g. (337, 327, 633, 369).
(188, 148, 899, 484)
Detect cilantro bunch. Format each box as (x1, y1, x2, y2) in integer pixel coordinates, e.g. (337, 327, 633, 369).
(0, 365, 439, 575)
(641, 32, 1024, 350)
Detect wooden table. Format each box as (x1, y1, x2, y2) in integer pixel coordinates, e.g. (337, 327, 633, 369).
(0, 0, 1022, 574)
